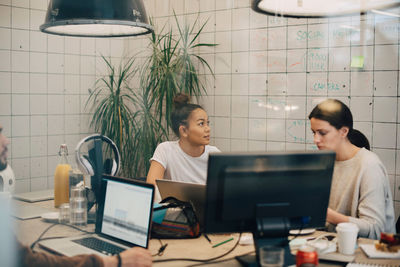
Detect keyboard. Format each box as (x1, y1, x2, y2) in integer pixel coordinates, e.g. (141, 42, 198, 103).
(72, 237, 125, 255)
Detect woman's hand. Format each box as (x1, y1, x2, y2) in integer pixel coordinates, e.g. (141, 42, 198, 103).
(327, 208, 349, 225)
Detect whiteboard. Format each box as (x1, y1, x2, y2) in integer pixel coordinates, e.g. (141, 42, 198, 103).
(206, 10, 400, 159)
(190, 7, 400, 214)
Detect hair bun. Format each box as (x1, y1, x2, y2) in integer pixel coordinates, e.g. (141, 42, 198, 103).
(173, 93, 190, 109)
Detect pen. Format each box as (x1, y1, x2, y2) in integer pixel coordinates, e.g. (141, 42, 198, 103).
(212, 237, 234, 248)
(204, 234, 212, 243)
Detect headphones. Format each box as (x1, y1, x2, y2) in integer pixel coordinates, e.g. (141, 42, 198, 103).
(75, 134, 120, 177)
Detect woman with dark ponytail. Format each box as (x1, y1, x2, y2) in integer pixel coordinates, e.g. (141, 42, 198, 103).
(146, 93, 220, 187)
(309, 99, 395, 239)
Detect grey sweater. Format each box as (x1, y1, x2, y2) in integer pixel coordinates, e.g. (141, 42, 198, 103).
(327, 148, 396, 239)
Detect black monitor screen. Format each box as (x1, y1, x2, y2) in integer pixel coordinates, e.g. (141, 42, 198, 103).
(204, 151, 335, 234)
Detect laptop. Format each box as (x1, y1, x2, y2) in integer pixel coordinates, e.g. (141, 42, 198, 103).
(11, 201, 50, 220)
(156, 179, 206, 226)
(39, 175, 154, 257)
(13, 189, 54, 202)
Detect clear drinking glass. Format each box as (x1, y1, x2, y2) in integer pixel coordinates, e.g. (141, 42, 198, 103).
(58, 203, 70, 223)
(69, 186, 87, 226)
(259, 246, 284, 267)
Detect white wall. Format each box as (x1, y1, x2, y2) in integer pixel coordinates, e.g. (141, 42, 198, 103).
(0, 0, 136, 192)
(141, 0, 400, 219)
(0, 0, 399, 219)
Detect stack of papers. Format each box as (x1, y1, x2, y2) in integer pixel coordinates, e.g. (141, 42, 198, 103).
(359, 244, 400, 259)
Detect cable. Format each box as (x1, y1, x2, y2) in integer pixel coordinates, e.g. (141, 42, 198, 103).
(30, 223, 58, 250)
(289, 220, 305, 242)
(153, 233, 242, 263)
(187, 251, 254, 267)
(152, 239, 168, 256)
(60, 223, 95, 235)
(30, 222, 95, 250)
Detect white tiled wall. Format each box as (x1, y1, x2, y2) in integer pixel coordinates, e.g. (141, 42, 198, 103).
(0, 0, 135, 192)
(140, 0, 400, 221)
(1, 0, 400, 222)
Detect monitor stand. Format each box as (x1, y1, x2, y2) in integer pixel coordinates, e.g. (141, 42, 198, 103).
(236, 217, 296, 266)
(235, 236, 294, 267)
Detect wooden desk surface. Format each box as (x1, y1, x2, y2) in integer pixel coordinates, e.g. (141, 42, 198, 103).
(13, 199, 399, 267)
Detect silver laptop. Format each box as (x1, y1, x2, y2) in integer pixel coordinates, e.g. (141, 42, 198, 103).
(13, 189, 54, 203)
(11, 201, 50, 220)
(40, 175, 154, 257)
(156, 179, 206, 226)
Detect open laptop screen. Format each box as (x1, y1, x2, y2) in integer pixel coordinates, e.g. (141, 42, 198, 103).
(99, 177, 153, 248)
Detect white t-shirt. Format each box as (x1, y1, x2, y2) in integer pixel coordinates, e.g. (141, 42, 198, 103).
(150, 141, 220, 184)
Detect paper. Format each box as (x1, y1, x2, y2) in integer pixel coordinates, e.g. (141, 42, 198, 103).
(347, 264, 389, 267)
(359, 244, 400, 259)
(351, 56, 364, 68)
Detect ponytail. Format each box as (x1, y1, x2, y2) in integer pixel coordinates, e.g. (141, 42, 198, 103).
(348, 129, 370, 150)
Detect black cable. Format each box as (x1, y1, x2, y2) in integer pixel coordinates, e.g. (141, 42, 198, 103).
(30, 222, 95, 250)
(152, 239, 168, 256)
(289, 219, 305, 242)
(30, 223, 58, 250)
(153, 233, 242, 263)
(60, 223, 95, 235)
(187, 250, 254, 267)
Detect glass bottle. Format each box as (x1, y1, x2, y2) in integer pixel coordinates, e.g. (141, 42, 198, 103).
(54, 144, 71, 207)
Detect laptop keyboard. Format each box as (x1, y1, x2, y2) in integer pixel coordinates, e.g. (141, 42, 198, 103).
(72, 237, 125, 255)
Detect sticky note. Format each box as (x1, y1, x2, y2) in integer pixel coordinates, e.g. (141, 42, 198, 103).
(351, 56, 364, 68)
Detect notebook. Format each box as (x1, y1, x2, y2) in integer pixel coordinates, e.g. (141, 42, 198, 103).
(156, 179, 206, 226)
(11, 201, 50, 220)
(13, 189, 54, 202)
(39, 175, 154, 257)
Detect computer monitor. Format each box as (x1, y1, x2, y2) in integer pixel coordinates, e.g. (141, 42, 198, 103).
(204, 150, 335, 266)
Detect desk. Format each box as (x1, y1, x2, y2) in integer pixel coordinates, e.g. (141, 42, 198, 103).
(13, 200, 399, 267)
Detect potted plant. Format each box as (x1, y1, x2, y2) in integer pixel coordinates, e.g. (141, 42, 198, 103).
(146, 14, 216, 130)
(87, 14, 216, 177)
(85, 55, 138, 176)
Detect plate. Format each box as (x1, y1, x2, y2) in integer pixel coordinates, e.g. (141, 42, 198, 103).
(41, 212, 59, 223)
(289, 228, 316, 235)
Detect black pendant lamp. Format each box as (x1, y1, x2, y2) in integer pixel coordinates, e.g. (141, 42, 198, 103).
(40, 0, 153, 37)
(252, 0, 400, 18)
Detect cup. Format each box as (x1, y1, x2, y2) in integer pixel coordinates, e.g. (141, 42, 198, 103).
(69, 186, 87, 226)
(259, 246, 284, 267)
(69, 169, 84, 197)
(336, 222, 359, 255)
(59, 203, 70, 223)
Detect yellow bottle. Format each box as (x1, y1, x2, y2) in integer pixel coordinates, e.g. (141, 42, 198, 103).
(54, 144, 71, 207)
